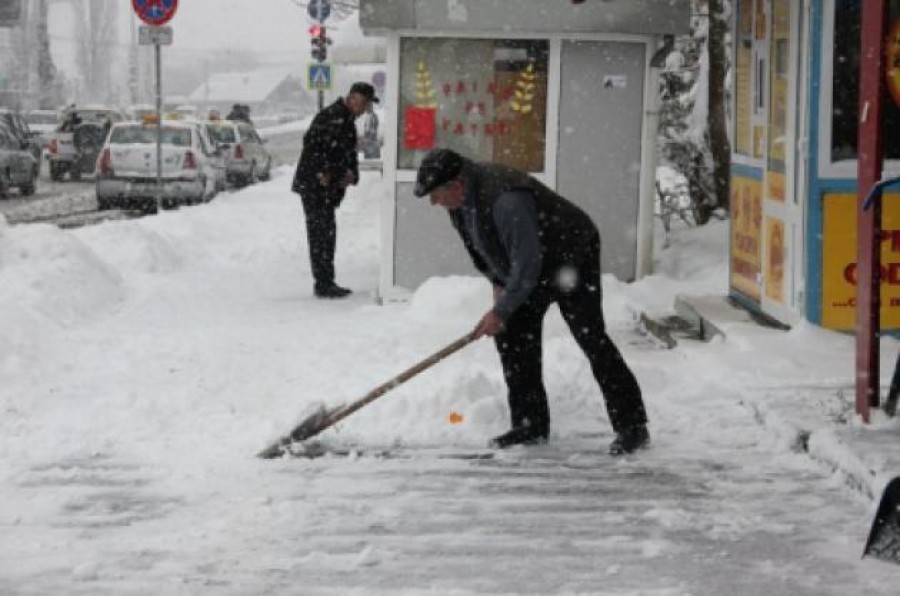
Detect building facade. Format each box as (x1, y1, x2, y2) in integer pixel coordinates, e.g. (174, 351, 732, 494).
(729, 0, 900, 330)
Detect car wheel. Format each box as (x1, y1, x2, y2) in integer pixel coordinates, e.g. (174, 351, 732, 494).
(20, 179, 36, 196)
(49, 163, 66, 181)
(259, 160, 271, 181)
(69, 166, 81, 181)
(97, 196, 110, 210)
(0, 171, 8, 199)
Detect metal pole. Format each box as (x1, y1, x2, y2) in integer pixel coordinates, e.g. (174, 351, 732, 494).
(317, 0, 325, 111)
(155, 40, 162, 213)
(855, 0, 890, 423)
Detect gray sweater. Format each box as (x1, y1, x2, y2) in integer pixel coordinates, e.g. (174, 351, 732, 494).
(461, 186, 542, 321)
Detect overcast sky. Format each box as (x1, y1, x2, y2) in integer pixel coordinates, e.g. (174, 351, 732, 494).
(48, 0, 372, 73)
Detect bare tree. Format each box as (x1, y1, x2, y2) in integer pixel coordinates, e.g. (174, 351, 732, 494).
(657, 0, 731, 226)
(706, 0, 731, 216)
(74, 0, 118, 103)
(36, 0, 59, 108)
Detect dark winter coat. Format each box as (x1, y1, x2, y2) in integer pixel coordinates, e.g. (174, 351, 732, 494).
(448, 160, 599, 318)
(291, 99, 359, 207)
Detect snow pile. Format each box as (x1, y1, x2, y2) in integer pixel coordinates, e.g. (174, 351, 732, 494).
(0, 218, 125, 375)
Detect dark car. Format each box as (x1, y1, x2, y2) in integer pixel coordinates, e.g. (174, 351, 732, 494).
(0, 124, 37, 197)
(0, 108, 41, 177)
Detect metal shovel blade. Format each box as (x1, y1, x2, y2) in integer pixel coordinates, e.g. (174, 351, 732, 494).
(863, 476, 900, 564)
(256, 403, 347, 459)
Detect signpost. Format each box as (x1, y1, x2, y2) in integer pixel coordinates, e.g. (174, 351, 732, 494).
(307, 0, 331, 22)
(132, 0, 178, 26)
(308, 0, 331, 110)
(138, 25, 173, 46)
(308, 63, 332, 92)
(133, 0, 178, 213)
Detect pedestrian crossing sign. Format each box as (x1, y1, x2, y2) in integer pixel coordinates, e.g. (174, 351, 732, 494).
(308, 63, 332, 91)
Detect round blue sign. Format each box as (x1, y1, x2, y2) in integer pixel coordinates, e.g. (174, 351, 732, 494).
(307, 0, 331, 22)
(132, 0, 178, 27)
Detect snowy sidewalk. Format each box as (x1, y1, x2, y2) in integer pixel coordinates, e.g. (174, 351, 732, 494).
(1, 170, 898, 594)
(670, 293, 900, 502)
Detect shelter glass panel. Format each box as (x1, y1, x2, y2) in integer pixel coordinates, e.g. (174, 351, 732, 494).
(830, 0, 900, 162)
(734, 0, 765, 158)
(398, 38, 549, 172)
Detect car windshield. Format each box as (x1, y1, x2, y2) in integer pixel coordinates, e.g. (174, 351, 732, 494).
(109, 125, 192, 146)
(206, 125, 236, 144)
(26, 112, 57, 126)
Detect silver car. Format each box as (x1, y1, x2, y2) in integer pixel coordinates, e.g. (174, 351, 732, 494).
(205, 120, 272, 187)
(0, 124, 38, 197)
(96, 120, 220, 212)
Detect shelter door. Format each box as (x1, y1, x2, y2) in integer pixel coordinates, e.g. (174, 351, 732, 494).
(760, 0, 803, 322)
(557, 40, 645, 281)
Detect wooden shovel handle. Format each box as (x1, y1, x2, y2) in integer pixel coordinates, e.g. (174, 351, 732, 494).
(319, 331, 479, 431)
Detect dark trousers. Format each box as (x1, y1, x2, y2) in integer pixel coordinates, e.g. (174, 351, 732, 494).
(493, 234, 648, 434)
(301, 196, 337, 289)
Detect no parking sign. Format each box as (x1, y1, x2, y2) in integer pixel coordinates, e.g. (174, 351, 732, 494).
(132, 0, 178, 26)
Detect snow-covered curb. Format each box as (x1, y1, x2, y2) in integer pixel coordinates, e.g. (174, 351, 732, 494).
(4, 193, 95, 224)
(742, 397, 887, 501)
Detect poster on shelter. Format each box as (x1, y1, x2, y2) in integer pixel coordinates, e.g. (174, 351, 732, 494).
(887, 19, 900, 108)
(766, 0, 791, 203)
(764, 216, 785, 303)
(822, 193, 900, 330)
(734, 14, 753, 157)
(403, 106, 436, 150)
(730, 176, 762, 301)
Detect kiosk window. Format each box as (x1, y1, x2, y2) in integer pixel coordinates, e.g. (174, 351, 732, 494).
(831, 0, 900, 162)
(398, 38, 549, 172)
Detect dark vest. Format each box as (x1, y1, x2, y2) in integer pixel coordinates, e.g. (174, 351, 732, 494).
(449, 161, 598, 280)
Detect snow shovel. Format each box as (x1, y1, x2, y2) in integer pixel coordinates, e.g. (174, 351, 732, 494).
(863, 476, 900, 565)
(257, 330, 479, 459)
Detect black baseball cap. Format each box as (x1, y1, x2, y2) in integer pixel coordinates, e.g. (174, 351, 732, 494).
(413, 149, 465, 197)
(349, 82, 379, 104)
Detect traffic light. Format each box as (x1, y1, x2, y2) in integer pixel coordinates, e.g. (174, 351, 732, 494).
(309, 25, 330, 62)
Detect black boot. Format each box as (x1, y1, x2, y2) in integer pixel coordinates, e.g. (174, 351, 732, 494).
(489, 425, 548, 449)
(314, 283, 352, 299)
(608, 424, 650, 455)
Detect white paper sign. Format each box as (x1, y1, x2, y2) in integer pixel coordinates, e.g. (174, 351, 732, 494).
(603, 75, 627, 89)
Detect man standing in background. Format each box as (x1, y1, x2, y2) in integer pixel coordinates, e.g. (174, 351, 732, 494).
(291, 82, 378, 298)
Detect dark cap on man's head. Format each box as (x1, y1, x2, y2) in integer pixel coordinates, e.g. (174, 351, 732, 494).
(413, 149, 465, 197)
(349, 82, 379, 104)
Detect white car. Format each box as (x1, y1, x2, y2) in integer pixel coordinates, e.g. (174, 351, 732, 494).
(24, 109, 59, 149)
(204, 120, 272, 187)
(96, 120, 222, 213)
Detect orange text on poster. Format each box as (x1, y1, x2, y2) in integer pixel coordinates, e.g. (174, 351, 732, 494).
(730, 176, 762, 301)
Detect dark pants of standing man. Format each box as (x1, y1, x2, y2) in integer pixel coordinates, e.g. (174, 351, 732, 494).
(493, 232, 648, 435)
(301, 195, 337, 290)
